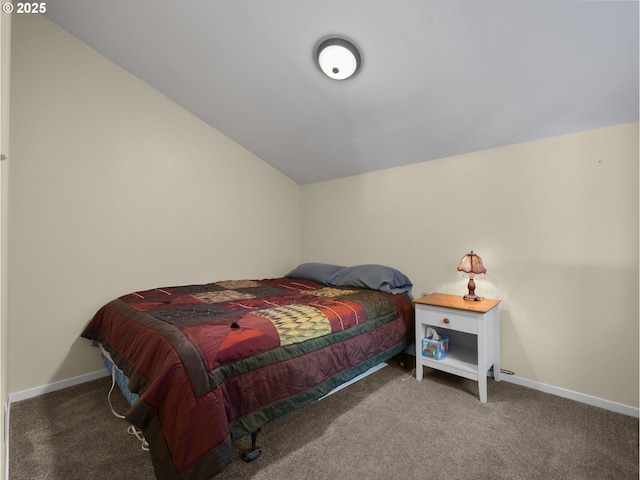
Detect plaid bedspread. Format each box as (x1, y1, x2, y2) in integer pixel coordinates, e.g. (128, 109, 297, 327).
(82, 277, 412, 479)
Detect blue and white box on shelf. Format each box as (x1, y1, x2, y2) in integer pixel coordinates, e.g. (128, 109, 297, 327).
(421, 328, 449, 360)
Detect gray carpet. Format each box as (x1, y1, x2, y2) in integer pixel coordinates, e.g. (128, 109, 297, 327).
(9, 357, 639, 480)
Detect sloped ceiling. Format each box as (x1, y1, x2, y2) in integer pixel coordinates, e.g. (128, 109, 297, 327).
(44, 1, 639, 185)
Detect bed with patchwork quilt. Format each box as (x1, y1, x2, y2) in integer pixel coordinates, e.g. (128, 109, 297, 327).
(82, 263, 413, 480)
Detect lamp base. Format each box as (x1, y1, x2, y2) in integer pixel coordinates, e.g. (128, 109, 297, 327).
(463, 294, 483, 302)
(463, 276, 483, 301)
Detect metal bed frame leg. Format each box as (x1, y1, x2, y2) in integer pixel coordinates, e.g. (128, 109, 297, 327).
(243, 428, 262, 462)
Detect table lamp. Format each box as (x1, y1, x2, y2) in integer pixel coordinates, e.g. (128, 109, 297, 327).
(457, 251, 486, 301)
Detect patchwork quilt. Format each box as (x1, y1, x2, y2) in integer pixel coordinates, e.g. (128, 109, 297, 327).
(82, 277, 412, 480)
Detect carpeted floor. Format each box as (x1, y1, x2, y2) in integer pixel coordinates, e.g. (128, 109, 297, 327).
(9, 357, 639, 480)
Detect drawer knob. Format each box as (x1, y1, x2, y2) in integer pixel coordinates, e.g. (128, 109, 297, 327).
(443, 317, 450, 324)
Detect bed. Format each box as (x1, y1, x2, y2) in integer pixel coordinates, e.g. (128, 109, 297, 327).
(82, 263, 413, 480)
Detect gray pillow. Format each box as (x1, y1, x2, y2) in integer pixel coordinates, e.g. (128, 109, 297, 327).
(285, 263, 346, 284)
(328, 264, 412, 294)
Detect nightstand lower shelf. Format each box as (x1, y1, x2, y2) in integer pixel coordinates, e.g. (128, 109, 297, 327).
(419, 345, 478, 381)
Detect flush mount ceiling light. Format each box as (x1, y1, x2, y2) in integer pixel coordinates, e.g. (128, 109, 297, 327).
(315, 37, 361, 80)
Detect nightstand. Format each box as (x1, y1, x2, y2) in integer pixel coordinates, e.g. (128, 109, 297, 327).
(414, 293, 501, 403)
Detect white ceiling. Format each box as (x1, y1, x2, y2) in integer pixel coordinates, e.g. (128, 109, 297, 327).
(44, 1, 639, 185)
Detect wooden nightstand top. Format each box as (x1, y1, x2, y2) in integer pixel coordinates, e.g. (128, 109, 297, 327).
(413, 293, 500, 313)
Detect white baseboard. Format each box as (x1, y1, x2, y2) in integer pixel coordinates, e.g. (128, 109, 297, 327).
(319, 362, 387, 400)
(7, 369, 109, 405)
(501, 374, 639, 418)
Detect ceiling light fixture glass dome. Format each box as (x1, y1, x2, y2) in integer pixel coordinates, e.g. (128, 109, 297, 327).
(315, 37, 361, 80)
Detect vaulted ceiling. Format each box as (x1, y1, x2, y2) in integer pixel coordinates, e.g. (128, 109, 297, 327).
(44, 1, 639, 184)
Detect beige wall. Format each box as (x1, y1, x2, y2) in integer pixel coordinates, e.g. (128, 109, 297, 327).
(301, 122, 639, 408)
(8, 14, 301, 393)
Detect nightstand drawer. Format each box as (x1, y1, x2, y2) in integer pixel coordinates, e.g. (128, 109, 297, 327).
(418, 308, 478, 335)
